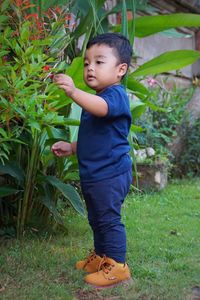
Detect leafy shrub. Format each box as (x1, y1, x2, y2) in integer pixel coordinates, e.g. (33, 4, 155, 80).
(178, 118, 200, 177)
(0, 1, 86, 238)
(135, 81, 194, 160)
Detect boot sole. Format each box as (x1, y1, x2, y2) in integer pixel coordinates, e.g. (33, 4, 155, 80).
(85, 277, 133, 289)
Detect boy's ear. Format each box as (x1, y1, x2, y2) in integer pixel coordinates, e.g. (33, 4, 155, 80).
(118, 63, 128, 78)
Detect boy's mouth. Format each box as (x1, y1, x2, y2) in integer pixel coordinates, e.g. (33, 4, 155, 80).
(87, 75, 96, 81)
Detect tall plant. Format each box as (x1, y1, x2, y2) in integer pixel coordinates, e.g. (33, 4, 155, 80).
(1, 0, 200, 238)
(0, 0, 87, 238)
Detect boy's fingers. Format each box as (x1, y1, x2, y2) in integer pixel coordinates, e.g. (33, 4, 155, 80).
(53, 150, 61, 156)
(51, 145, 57, 150)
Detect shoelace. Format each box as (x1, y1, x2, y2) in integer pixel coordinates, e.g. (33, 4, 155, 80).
(83, 250, 97, 268)
(97, 256, 115, 274)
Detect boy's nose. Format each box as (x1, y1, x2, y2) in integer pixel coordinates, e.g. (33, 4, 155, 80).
(88, 64, 94, 71)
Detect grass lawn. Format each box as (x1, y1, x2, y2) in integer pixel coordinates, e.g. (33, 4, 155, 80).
(0, 178, 200, 300)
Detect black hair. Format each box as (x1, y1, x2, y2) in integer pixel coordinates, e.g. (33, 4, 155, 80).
(86, 33, 132, 68)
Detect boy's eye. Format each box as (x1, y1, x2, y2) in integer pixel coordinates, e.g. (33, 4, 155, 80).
(96, 60, 104, 64)
(84, 62, 89, 67)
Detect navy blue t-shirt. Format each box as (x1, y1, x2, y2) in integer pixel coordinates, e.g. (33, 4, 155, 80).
(77, 84, 132, 183)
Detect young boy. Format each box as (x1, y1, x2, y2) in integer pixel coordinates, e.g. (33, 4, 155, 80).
(51, 33, 133, 288)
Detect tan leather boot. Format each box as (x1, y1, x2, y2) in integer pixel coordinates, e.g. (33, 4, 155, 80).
(84, 256, 132, 288)
(75, 250, 102, 273)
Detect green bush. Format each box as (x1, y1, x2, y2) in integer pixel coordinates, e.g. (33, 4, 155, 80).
(179, 118, 200, 177)
(0, 1, 86, 238)
(135, 82, 194, 159)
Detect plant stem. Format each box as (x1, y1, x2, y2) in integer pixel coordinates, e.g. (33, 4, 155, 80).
(18, 130, 40, 238)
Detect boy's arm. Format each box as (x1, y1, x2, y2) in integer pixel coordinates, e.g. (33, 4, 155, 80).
(53, 74, 108, 117)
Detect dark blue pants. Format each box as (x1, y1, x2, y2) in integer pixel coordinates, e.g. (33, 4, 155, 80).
(81, 169, 132, 263)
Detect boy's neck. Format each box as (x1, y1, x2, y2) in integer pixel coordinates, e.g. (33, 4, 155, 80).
(96, 82, 122, 94)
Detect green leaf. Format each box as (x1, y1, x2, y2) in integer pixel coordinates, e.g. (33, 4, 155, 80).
(145, 99, 167, 112)
(20, 21, 30, 42)
(114, 13, 200, 38)
(1, 0, 10, 12)
(72, 0, 106, 38)
(0, 50, 10, 57)
(130, 99, 146, 120)
(50, 35, 72, 55)
(28, 120, 41, 131)
(128, 0, 136, 45)
(64, 118, 80, 126)
(130, 124, 144, 133)
(0, 127, 7, 138)
(134, 13, 200, 38)
(46, 127, 68, 140)
(69, 103, 81, 142)
(41, 183, 65, 226)
(0, 138, 27, 145)
(0, 162, 25, 184)
(0, 187, 19, 197)
(127, 77, 149, 100)
(121, 0, 128, 38)
(46, 176, 85, 216)
(131, 50, 200, 77)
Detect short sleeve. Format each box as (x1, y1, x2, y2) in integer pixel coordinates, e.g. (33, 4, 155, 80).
(98, 85, 129, 118)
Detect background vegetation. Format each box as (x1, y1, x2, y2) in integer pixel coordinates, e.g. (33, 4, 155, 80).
(0, 0, 200, 237)
(0, 1, 200, 298)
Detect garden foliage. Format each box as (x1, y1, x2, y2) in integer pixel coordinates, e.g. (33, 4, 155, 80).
(1, 0, 200, 238)
(178, 118, 200, 177)
(135, 84, 195, 159)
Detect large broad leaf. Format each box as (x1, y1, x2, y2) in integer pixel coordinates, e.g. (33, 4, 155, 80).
(114, 13, 200, 38)
(41, 183, 65, 227)
(46, 127, 69, 140)
(0, 162, 25, 185)
(45, 176, 85, 216)
(0, 138, 26, 145)
(108, 0, 155, 14)
(72, 0, 106, 38)
(127, 77, 149, 100)
(130, 50, 200, 77)
(0, 187, 19, 197)
(130, 99, 146, 120)
(134, 13, 200, 38)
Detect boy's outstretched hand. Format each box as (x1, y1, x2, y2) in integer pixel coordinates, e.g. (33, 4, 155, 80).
(51, 141, 73, 157)
(53, 74, 75, 97)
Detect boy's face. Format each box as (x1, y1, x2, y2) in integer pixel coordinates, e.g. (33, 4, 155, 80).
(83, 44, 127, 93)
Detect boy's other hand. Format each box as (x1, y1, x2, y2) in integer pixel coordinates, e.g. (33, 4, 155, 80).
(51, 141, 73, 157)
(53, 74, 76, 97)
